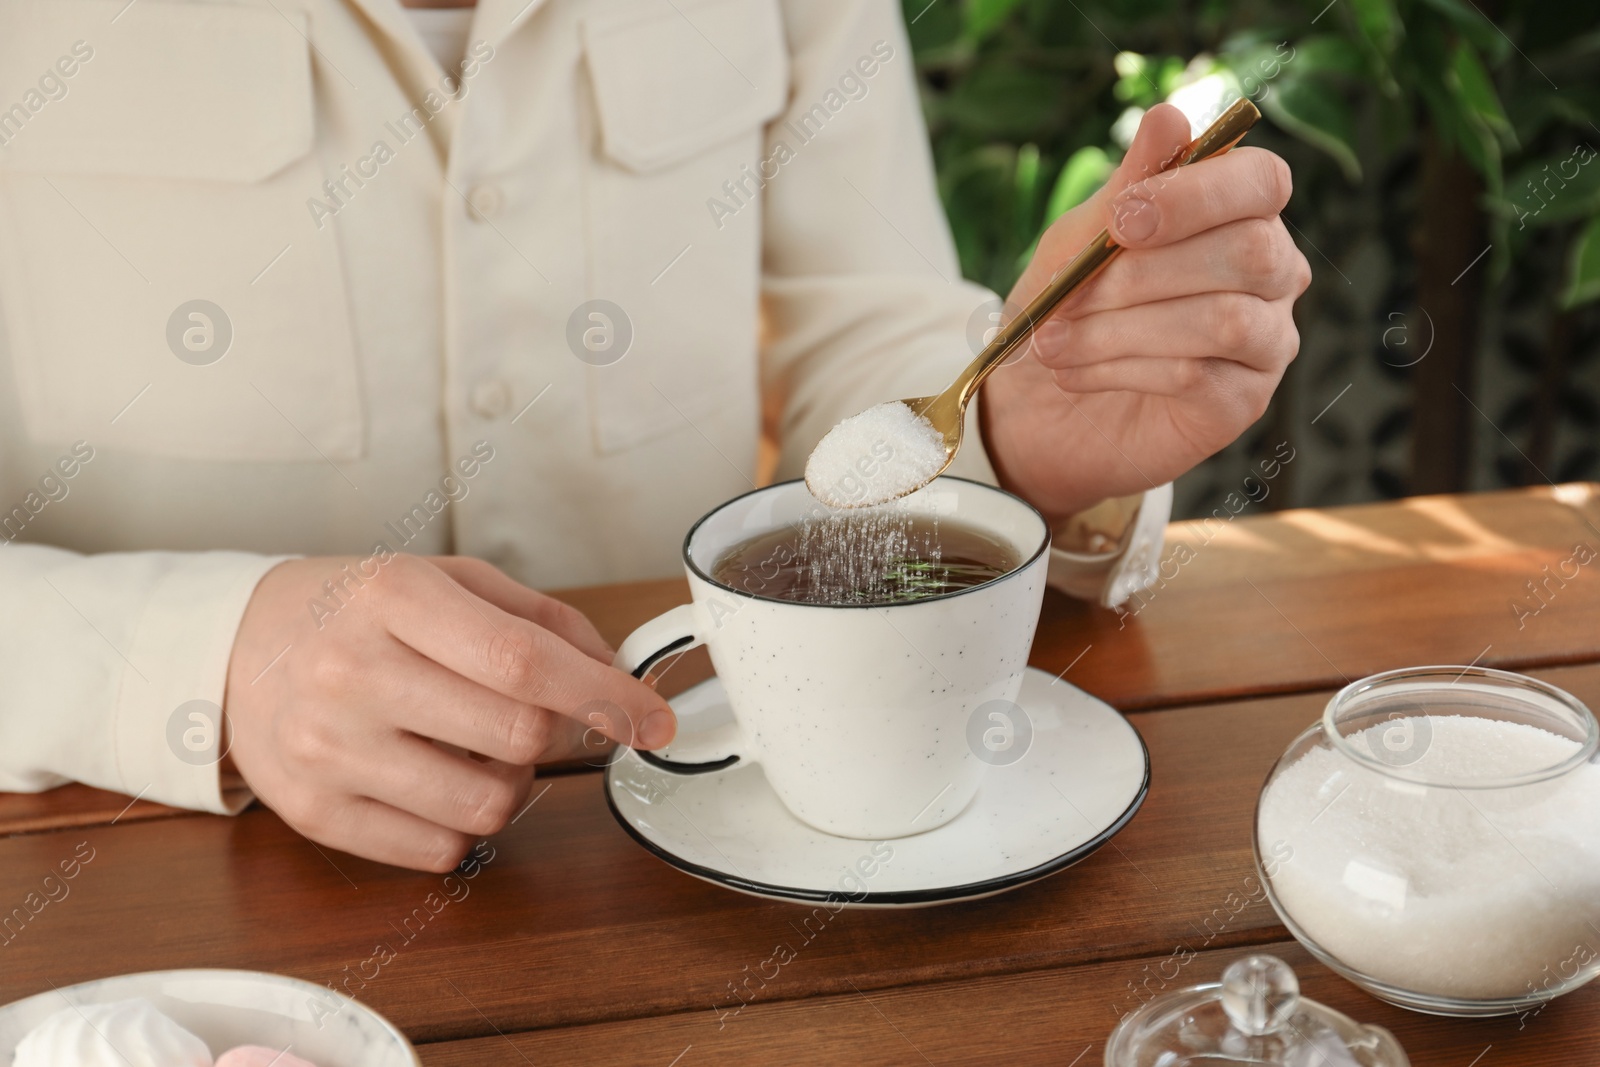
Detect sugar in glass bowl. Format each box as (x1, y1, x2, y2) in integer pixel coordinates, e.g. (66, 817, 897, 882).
(1254, 665, 1600, 1016)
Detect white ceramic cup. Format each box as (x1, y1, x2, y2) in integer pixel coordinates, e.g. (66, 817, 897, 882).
(613, 477, 1050, 839)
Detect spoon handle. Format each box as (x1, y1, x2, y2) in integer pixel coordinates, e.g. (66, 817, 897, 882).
(953, 98, 1263, 408)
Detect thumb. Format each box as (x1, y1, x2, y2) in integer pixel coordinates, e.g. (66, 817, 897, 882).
(1103, 102, 1193, 203)
(1102, 102, 1192, 245)
(1014, 103, 1193, 304)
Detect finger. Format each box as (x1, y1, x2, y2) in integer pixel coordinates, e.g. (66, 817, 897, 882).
(1104, 101, 1195, 201)
(1062, 218, 1310, 315)
(374, 641, 567, 763)
(429, 556, 614, 664)
(1108, 146, 1293, 249)
(377, 557, 676, 748)
(538, 711, 611, 765)
(1050, 357, 1281, 441)
(275, 792, 472, 873)
(1033, 293, 1298, 373)
(428, 715, 604, 767)
(345, 734, 537, 837)
(1051, 355, 1229, 398)
(379, 642, 605, 766)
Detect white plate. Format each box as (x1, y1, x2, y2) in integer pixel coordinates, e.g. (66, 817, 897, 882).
(0, 969, 418, 1066)
(606, 666, 1150, 907)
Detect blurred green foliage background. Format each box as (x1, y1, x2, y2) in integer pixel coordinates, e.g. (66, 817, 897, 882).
(903, 0, 1600, 514)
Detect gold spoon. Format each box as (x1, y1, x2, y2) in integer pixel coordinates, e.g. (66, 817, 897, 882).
(809, 99, 1262, 508)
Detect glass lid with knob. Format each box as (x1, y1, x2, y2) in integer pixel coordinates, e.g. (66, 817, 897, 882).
(1104, 955, 1410, 1066)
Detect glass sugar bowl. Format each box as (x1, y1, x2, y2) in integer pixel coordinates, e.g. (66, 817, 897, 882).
(1105, 954, 1409, 1066)
(1255, 666, 1600, 1015)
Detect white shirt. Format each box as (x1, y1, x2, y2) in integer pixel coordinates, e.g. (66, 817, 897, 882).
(404, 7, 475, 71)
(0, 0, 1167, 815)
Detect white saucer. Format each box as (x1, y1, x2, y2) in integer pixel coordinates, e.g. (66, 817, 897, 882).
(605, 666, 1150, 907)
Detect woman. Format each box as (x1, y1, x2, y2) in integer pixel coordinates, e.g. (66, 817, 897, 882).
(0, 0, 1308, 869)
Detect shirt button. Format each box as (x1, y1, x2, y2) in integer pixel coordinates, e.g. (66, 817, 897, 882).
(466, 183, 503, 221)
(469, 378, 512, 419)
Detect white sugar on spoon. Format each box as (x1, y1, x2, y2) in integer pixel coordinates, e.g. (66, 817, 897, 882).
(804, 401, 948, 508)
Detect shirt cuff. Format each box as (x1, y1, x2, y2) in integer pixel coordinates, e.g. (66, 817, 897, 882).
(1046, 483, 1173, 608)
(114, 552, 290, 815)
(950, 394, 1170, 608)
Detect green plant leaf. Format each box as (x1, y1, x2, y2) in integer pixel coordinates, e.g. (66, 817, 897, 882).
(1412, 39, 1503, 198)
(1043, 145, 1115, 223)
(1501, 147, 1600, 227)
(1012, 145, 1119, 276)
(1336, 0, 1401, 95)
(1114, 53, 1186, 108)
(963, 0, 1028, 43)
(1348, 0, 1402, 59)
(1445, 94, 1504, 197)
(1288, 34, 1369, 77)
(903, 0, 963, 53)
(1220, 36, 1364, 107)
(1014, 142, 1043, 246)
(1154, 55, 1194, 97)
(1560, 214, 1600, 308)
(1501, 85, 1593, 148)
(1547, 88, 1600, 127)
(941, 62, 1067, 139)
(1413, 0, 1512, 64)
(1015, 143, 1042, 200)
(1449, 40, 1516, 149)
(1259, 70, 1362, 181)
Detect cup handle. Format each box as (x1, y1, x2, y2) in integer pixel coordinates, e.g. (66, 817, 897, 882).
(613, 603, 745, 775)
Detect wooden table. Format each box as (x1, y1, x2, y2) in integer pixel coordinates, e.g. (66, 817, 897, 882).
(3, 484, 1598, 1065)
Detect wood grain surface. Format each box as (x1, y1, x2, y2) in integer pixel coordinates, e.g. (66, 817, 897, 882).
(2, 487, 1597, 1066)
(417, 939, 1597, 1067)
(1034, 483, 1600, 709)
(2, 663, 1595, 1060)
(0, 784, 182, 837)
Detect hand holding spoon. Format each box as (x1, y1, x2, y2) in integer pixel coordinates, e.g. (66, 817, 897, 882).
(805, 99, 1263, 509)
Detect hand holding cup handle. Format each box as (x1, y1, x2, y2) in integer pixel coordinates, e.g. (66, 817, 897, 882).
(613, 604, 746, 773)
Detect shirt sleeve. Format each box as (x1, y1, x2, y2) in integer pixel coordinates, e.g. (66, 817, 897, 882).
(761, 0, 1167, 607)
(0, 542, 287, 813)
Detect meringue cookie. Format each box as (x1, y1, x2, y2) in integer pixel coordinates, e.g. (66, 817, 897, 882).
(12, 997, 212, 1067)
(215, 1046, 320, 1067)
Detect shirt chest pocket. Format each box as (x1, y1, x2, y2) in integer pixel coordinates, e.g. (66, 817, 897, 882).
(0, 0, 364, 462)
(578, 0, 788, 454)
